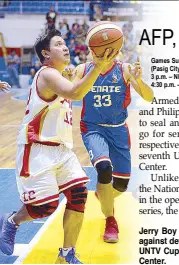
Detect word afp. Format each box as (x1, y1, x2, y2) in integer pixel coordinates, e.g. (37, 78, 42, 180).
(139, 29, 175, 48)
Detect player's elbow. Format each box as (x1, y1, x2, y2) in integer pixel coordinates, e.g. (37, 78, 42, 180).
(70, 90, 84, 101)
(147, 97, 154, 102)
(144, 92, 154, 102)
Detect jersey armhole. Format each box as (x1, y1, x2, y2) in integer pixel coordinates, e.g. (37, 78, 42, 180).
(82, 61, 94, 78)
(36, 67, 58, 103)
(117, 62, 130, 87)
(82, 64, 86, 78)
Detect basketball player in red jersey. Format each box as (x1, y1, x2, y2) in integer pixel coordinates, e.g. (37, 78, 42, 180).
(0, 30, 118, 264)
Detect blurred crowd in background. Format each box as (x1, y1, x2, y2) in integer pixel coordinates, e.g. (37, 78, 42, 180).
(2, 5, 141, 88)
(45, 6, 140, 66)
(26, 7, 140, 87)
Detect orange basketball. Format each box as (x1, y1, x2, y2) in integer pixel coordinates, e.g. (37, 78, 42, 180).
(86, 21, 123, 57)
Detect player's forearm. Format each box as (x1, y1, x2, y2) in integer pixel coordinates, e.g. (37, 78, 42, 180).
(71, 66, 102, 100)
(132, 78, 154, 102)
(44, 67, 102, 100)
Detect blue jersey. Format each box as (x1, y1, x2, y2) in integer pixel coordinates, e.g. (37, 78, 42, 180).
(81, 61, 131, 132)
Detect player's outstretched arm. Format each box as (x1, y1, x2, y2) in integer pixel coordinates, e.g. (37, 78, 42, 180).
(41, 48, 118, 101)
(123, 57, 154, 102)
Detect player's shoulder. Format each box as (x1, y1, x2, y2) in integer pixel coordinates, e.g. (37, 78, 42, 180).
(41, 66, 59, 74)
(40, 66, 61, 81)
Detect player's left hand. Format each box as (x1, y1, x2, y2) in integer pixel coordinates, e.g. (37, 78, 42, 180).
(128, 57, 142, 81)
(0, 81, 11, 93)
(62, 66, 76, 81)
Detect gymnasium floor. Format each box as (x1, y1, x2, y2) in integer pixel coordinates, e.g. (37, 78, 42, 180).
(0, 88, 148, 264)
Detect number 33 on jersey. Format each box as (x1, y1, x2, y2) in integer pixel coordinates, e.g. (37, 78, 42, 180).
(81, 61, 131, 127)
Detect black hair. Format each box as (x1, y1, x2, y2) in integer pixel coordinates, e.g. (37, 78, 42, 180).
(34, 29, 61, 63)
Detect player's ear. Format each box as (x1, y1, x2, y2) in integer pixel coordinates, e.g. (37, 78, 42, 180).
(41, 50, 50, 60)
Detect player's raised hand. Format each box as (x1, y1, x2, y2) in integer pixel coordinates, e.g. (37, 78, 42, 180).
(128, 57, 142, 81)
(0, 81, 11, 93)
(92, 48, 119, 69)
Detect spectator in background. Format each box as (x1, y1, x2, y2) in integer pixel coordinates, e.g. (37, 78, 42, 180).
(31, 49, 41, 72)
(82, 18, 89, 33)
(72, 19, 80, 31)
(93, 4, 103, 21)
(80, 35, 87, 46)
(74, 39, 87, 55)
(76, 24, 86, 39)
(7, 49, 21, 88)
(74, 51, 87, 66)
(121, 22, 138, 63)
(126, 22, 134, 43)
(31, 49, 38, 66)
(68, 38, 76, 64)
(71, 19, 80, 38)
(58, 19, 70, 41)
(28, 68, 36, 87)
(63, 19, 70, 35)
(58, 23, 64, 34)
(122, 24, 133, 55)
(46, 6, 57, 30)
(122, 23, 129, 49)
(79, 51, 87, 64)
(68, 38, 76, 55)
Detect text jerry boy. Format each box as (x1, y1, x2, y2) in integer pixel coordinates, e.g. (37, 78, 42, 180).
(139, 227, 177, 236)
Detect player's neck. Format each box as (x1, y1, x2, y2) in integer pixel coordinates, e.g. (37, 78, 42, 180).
(43, 60, 64, 73)
(100, 60, 115, 75)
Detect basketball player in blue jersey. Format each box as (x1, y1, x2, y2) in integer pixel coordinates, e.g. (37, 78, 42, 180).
(72, 52, 154, 243)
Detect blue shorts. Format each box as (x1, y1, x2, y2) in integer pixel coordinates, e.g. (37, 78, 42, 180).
(81, 123, 131, 179)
